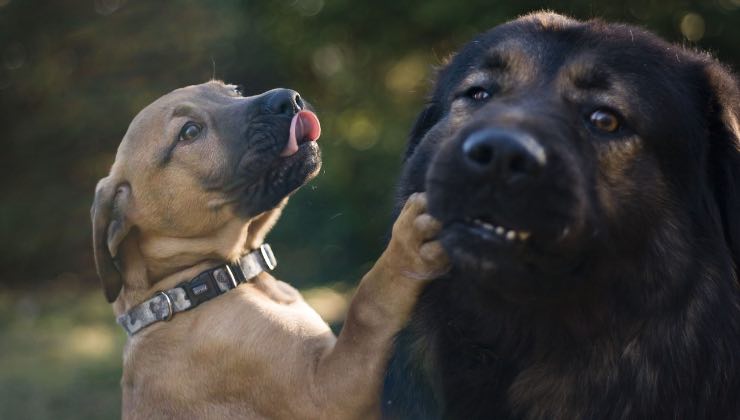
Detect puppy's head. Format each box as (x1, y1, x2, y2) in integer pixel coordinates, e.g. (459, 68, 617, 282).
(400, 13, 740, 300)
(92, 81, 321, 302)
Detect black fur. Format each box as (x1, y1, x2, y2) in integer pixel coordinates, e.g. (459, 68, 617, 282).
(384, 13, 740, 420)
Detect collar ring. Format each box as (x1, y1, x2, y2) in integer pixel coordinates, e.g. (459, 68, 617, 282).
(156, 291, 174, 322)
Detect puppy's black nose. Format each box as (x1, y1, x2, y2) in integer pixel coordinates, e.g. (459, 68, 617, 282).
(462, 128, 546, 186)
(265, 88, 304, 115)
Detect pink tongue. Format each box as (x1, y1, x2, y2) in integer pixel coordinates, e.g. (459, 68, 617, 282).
(280, 110, 321, 157)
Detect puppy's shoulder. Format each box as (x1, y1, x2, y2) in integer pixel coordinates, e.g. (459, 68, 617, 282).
(250, 272, 304, 305)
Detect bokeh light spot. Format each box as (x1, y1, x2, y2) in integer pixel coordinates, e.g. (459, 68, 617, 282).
(680, 12, 705, 42)
(292, 0, 324, 17)
(303, 286, 351, 325)
(385, 54, 428, 95)
(65, 325, 116, 358)
(312, 45, 344, 78)
(339, 112, 379, 150)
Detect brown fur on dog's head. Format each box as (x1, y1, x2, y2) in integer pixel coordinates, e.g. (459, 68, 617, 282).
(92, 82, 320, 303)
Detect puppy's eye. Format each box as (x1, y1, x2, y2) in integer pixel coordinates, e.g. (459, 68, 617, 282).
(179, 122, 202, 142)
(589, 110, 620, 133)
(466, 87, 491, 102)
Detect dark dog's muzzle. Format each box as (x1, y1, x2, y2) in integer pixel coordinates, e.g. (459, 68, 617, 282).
(461, 128, 547, 191)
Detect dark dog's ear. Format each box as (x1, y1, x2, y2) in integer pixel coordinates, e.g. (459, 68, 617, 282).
(91, 178, 132, 302)
(403, 101, 441, 162)
(704, 62, 740, 270)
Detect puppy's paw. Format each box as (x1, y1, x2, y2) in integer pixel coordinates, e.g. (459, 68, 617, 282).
(387, 193, 450, 281)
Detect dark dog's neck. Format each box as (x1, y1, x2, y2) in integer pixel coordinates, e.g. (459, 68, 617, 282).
(413, 222, 740, 419)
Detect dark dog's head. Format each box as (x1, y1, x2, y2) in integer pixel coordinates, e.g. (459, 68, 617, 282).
(92, 81, 321, 302)
(400, 13, 740, 300)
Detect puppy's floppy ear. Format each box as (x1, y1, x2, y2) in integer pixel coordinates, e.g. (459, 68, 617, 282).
(91, 177, 133, 302)
(704, 62, 740, 269)
(403, 101, 442, 162)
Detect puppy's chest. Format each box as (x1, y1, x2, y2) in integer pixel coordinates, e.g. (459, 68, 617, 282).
(121, 289, 333, 414)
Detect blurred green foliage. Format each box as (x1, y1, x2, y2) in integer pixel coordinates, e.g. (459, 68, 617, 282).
(0, 285, 125, 418)
(0, 0, 738, 418)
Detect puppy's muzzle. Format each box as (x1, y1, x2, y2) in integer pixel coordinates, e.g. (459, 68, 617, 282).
(262, 88, 304, 115)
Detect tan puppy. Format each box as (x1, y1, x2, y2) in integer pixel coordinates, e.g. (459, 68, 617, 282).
(91, 81, 448, 419)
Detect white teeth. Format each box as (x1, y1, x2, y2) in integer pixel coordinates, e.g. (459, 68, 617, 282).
(473, 219, 495, 232)
(471, 219, 532, 242)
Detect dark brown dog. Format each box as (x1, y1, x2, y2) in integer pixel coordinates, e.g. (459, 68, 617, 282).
(91, 81, 448, 419)
(384, 12, 740, 419)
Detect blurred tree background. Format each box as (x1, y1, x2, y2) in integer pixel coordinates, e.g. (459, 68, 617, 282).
(0, 0, 737, 418)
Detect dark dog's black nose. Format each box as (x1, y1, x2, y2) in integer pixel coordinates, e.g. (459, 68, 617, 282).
(264, 89, 304, 115)
(462, 128, 546, 186)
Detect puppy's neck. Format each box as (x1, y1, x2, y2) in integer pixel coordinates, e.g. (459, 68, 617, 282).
(142, 219, 252, 272)
(114, 219, 254, 315)
(113, 208, 284, 314)
(120, 259, 234, 314)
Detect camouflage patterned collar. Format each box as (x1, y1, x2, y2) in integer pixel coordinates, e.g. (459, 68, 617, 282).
(117, 244, 277, 336)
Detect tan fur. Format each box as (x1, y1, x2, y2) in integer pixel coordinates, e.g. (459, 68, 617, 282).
(92, 82, 448, 419)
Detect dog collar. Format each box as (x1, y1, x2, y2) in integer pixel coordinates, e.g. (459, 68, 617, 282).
(117, 244, 277, 336)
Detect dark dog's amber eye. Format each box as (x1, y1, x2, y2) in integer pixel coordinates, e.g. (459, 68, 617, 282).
(466, 87, 491, 102)
(179, 122, 202, 142)
(589, 110, 620, 132)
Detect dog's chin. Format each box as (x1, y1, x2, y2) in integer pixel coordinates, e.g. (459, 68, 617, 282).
(436, 214, 590, 299)
(439, 221, 536, 294)
(270, 141, 322, 191)
(236, 142, 321, 218)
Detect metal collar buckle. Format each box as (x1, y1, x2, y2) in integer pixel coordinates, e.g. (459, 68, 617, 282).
(156, 291, 174, 322)
(223, 264, 239, 289)
(259, 244, 277, 271)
